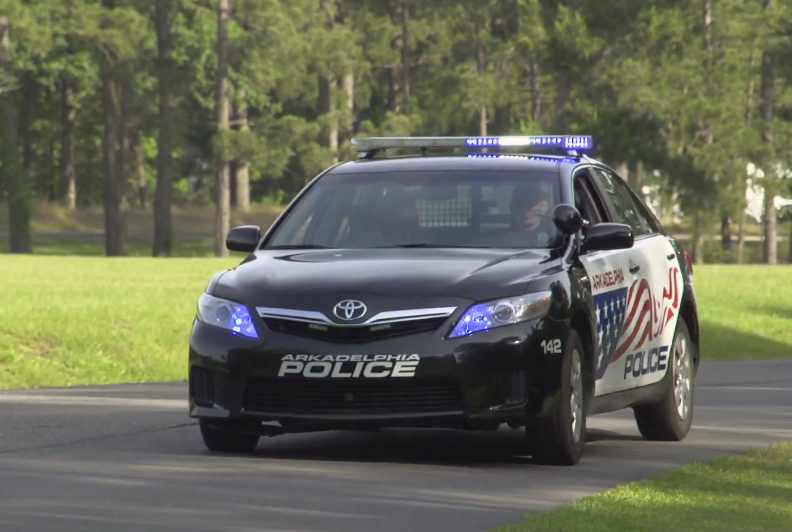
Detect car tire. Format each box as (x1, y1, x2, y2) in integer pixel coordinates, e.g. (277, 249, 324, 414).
(633, 320, 696, 441)
(525, 329, 587, 466)
(199, 420, 261, 453)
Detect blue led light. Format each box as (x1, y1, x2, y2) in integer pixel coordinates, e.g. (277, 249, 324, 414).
(466, 154, 579, 164)
(463, 135, 593, 150)
(448, 292, 554, 338)
(449, 303, 495, 338)
(563, 136, 592, 149)
(197, 293, 259, 340)
(229, 307, 258, 338)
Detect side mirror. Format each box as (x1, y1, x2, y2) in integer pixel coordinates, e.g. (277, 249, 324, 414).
(552, 204, 583, 235)
(226, 225, 261, 253)
(582, 223, 634, 253)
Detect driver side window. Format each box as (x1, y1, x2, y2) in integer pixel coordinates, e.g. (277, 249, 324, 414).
(573, 172, 607, 234)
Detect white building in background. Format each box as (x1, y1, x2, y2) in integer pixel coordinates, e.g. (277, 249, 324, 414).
(745, 162, 792, 222)
(638, 164, 792, 224)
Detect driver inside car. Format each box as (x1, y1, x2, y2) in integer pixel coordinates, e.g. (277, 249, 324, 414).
(473, 184, 558, 248)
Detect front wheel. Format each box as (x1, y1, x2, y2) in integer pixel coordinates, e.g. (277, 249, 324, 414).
(199, 420, 261, 453)
(525, 329, 587, 466)
(633, 320, 696, 441)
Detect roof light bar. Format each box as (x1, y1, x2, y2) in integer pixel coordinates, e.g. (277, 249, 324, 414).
(350, 135, 593, 159)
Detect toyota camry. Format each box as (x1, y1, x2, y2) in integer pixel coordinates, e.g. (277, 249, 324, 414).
(188, 135, 700, 466)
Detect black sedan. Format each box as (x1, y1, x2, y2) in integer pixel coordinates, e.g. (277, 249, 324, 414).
(188, 136, 700, 466)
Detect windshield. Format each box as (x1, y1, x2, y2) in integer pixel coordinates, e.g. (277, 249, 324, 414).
(263, 170, 563, 250)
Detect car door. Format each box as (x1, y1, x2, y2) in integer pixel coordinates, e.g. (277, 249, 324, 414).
(572, 168, 637, 396)
(587, 166, 684, 394)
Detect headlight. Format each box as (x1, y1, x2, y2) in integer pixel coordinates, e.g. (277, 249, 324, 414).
(448, 291, 552, 338)
(196, 293, 259, 340)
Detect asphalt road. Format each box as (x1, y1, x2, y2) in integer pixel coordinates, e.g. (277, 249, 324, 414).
(0, 360, 790, 532)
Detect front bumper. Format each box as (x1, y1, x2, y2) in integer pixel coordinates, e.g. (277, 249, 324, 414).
(188, 315, 570, 433)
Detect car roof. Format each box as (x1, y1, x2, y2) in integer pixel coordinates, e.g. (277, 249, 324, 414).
(327, 154, 579, 175)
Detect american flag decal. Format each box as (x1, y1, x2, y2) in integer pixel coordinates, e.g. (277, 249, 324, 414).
(594, 287, 629, 379)
(595, 266, 681, 379)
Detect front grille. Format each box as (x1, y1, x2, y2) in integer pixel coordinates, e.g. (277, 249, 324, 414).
(261, 317, 447, 343)
(243, 378, 463, 415)
(190, 367, 215, 407)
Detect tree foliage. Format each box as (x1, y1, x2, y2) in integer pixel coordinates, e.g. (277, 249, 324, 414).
(0, 0, 791, 260)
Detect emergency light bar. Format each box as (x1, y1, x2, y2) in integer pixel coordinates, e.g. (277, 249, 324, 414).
(351, 135, 593, 159)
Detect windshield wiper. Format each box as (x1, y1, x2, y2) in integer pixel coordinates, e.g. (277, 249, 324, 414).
(267, 244, 333, 250)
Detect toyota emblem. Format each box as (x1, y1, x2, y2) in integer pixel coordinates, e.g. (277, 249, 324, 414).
(333, 300, 367, 321)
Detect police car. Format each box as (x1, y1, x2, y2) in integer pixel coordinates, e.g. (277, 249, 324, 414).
(189, 135, 699, 466)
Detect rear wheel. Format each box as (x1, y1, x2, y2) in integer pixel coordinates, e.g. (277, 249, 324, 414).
(525, 329, 587, 466)
(633, 320, 696, 441)
(199, 420, 260, 453)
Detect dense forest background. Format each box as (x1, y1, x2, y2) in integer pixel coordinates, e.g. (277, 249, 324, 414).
(1, 0, 792, 261)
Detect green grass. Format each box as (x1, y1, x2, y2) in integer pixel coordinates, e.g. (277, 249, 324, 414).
(0, 237, 219, 257)
(0, 258, 790, 390)
(695, 265, 792, 361)
(495, 442, 792, 532)
(0, 255, 238, 390)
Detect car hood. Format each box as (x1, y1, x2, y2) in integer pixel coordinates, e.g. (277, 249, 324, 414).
(212, 248, 562, 305)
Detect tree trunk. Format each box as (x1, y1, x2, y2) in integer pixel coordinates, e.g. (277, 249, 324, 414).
(1, 17, 31, 253)
(555, 74, 571, 132)
(616, 162, 629, 181)
(317, 75, 338, 163)
(737, 207, 748, 264)
(739, 33, 761, 264)
(401, 1, 410, 116)
(100, 0, 127, 257)
(692, 220, 705, 265)
(338, 72, 355, 147)
(153, 0, 175, 256)
(101, 64, 120, 257)
(387, 66, 401, 113)
(720, 211, 732, 251)
(529, 56, 541, 123)
(788, 220, 792, 264)
(763, 194, 776, 264)
(116, 75, 131, 254)
(760, 0, 776, 265)
(317, 0, 338, 162)
(215, 0, 231, 257)
(475, 15, 487, 136)
(59, 76, 77, 208)
(21, 75, 37, 190)
(131, 129, 148, 209)
(234, 89, 250, 212)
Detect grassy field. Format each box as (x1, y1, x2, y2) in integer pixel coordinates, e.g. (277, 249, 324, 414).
(0, 258, 790, 390)
(0, 255, 239, 390)
(495, 442, 792, 532)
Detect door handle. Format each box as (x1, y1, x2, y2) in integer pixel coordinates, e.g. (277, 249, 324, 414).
(667, 253, 675, 260)
(629, 263, 640, 274)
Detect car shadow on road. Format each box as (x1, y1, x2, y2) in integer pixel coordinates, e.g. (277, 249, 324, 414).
(221, 426, 645, 467)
